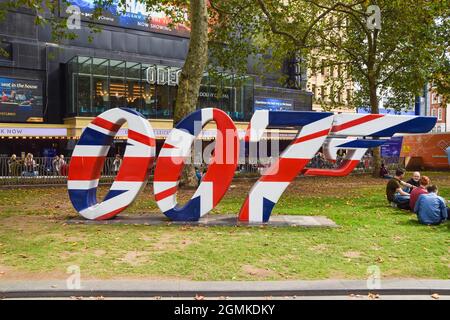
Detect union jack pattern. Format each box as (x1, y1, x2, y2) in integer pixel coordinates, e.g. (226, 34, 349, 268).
(67, 108, 155, 220)
(303, 114, 437, 177)
(238, 110, 335, 223)
(238, 112, 436, 223)
(153, 108, 239, 221)
(67, 107, 436, 223)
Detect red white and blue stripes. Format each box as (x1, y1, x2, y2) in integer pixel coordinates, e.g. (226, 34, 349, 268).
(68, 108, 155, 220)
(304, 114, 436, 177)
(153, 108, 239, 221)
(330, 114, 436, 137)
(67, 107, 437, 223)
(238, 111, 335, 223)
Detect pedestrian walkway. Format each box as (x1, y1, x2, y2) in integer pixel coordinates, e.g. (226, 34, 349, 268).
(1, 279, 449, 298)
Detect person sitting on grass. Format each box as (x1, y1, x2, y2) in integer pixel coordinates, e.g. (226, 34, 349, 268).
(379, 163, 393, 179)
(406, 171, 421, 191)
(386, 168, 414, 209)
(409, 176, 430, 211)
(414, 185, 448, 225)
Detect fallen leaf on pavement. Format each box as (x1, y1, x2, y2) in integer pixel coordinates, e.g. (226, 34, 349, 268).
(368, 293, 380, 300)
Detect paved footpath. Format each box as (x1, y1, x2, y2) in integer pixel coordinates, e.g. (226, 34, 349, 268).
(1, 279, 449, 299)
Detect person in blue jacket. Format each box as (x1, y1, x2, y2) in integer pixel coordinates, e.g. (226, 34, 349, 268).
(414, 185, 449, 225)
(195, 167, 203, 187)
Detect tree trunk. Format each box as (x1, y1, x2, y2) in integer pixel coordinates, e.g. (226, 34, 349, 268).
(174, 0, 209, 188)
(173, 0, 209, 124)
(368, 76, 381, 177)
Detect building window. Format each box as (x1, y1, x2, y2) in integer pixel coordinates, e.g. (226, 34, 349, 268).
(431, 109, 436, 117)
(0, 42, 12, 62)
(438, 108, 442, 120)
(66, 56, 254, 121)
(432, 93, 438, 104)
(312, 84, 317, 100)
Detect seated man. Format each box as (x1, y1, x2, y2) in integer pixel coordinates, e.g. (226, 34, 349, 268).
(414, 185, 448, 225)
(386, 168, 413, 209)
(409, 176, 430, 211)
(406, 171, 421, 191)
(379, 163, 393, 179)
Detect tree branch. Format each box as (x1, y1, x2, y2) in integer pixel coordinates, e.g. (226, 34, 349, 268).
(256, 0, 305, 47)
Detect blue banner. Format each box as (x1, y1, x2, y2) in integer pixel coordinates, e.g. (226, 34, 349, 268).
(62, 0, 190, 37)
(381, 136, 404, 157)
(254, 97, 294, 111)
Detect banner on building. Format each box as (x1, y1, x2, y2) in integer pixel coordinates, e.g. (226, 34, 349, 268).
(254, 97, 294, 111)
(61, 0, 190, 37)
(380, 136, 403, 157)
(0, 77, 43, 123)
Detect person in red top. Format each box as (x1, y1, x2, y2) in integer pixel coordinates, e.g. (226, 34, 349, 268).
(409, 176, 430, 211)
(1, 90, 8, 102)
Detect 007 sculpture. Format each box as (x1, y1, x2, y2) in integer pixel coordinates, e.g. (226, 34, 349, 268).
(67, 107, 436, 223)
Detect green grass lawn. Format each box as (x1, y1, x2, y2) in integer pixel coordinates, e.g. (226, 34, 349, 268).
(0, 172, 448, 281)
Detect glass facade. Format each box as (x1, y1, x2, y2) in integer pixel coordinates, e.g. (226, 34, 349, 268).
(67, 56, 254, 121)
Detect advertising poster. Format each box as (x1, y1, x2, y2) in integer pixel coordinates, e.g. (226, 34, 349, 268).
(380, 136, 404, 157)
(254, 97, 294, 111)
(61, 0, 190, 37)
(0, 77, 43, 123)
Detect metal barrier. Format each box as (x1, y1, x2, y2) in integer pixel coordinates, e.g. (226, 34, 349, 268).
(0, 154, 383, 186)
(0, 157, 135, 186)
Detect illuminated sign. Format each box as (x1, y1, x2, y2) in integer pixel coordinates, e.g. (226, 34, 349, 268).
(61, 0, 190, 37)
(254, 97, 294, 111)
(0, 127, 67, 137)
(0, 77, 43, 123)
(146, 66, 182, 86)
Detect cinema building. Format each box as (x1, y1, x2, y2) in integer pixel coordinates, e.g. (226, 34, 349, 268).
(0, 3, 312, 160)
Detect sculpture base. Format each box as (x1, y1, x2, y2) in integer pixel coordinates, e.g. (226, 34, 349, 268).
(67, 214, 338, 228)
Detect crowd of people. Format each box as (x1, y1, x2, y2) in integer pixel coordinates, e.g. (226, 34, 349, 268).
(5, 153, 125, 177)
(7, 153, 67, 177)
(385, 168, 448, 225)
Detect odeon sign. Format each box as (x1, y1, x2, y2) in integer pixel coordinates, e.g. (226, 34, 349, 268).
(67, 107, 436, 223)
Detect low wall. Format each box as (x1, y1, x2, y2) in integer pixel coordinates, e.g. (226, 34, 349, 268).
(400, 133, 450, 170)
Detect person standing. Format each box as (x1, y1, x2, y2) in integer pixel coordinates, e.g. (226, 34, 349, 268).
(52, 155, 60, 175)
(195, 167, 202, 186)
(113, 154, 122, 175)
(8, 154, 19, 176)
(59, 155, 67, 176)
(24, 153, 36, 176)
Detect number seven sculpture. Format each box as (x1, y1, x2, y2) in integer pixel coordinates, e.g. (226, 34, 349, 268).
(68, 107, 436, 222)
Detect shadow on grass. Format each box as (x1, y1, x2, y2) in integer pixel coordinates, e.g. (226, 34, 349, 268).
(397, 218, 449, 230)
